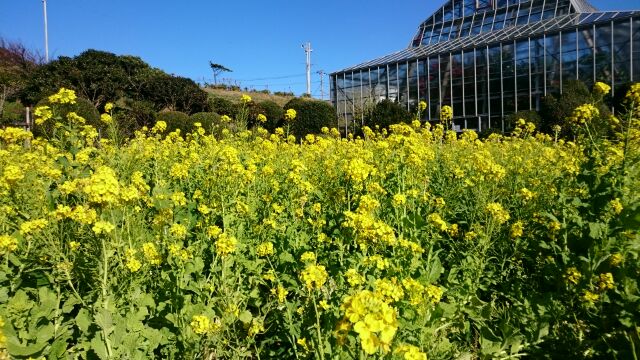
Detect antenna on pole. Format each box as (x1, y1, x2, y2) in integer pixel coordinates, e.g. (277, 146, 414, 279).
(302, 42, 312, 96)
(42, 0, 49, 62)
(316, 70, 325, 100)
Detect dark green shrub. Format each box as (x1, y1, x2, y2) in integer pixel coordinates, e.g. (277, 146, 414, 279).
(504, 110, 542, 132)
(208, 97, 238, 118)
(120, 99, 157, 130)
(32, 97, 101, 137)
(1, 101, 25, 126)
(142, 74, 208, 114)
(540, 79, 611, 138)
(156, 111, 191, 134)
(189, 112, 221, 134)
(283, 98, 338, 138)
(251, 100, 284, 131)
(363, 99, 412, 131)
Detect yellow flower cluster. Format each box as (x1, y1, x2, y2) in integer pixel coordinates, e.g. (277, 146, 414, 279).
(215, 233, 237, 256)
(170, 223, 188, 239)
(256, 241, 274, 257)
(345, 268, 365, 287)
(142, 242, 162, 265)
(418, 101, 427, 112)
(609, 253, 624, 267)
(374, 278, 404, 303)
(300, 264, 328, 291)
(48, 88, 77, 104)
(300, 251, 316, 263)
(440, 105, 453, 122)
(343, 210, 396, 248)
(340, 290, 398, 354)
(597, 273, 614, 292)
(395, 344, 428, 360)
(125, 249, 142, 272)
(81, 166, 121, 205)
(20, 219, 48, 235)
(284, 109, 297, 122)
(257, 114, 267, 123)
(569, 104, 599, 125)
(92, 220, 115, 235)
(485, 203, 510, 225)
(593, 81, 611, 95)
(3, 165, 24, 184)
(582, 290, 599, 305)
(0, 235, 18, 254)
(427, 213, 448, 232)
(34, 106, 53, 125)
(241, 94, 252, 104)
(271, 284, 288, 303)
(609, 198, 623, 215)
(190, 315, 220, 335)
(510, 221, 524, 238)
(564, 267, 581, 285)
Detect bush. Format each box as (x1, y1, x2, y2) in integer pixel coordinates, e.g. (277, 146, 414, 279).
(282, 98, 338, 138)
(142, 74, 208, 114)
(363, 99, 412, 131)
(33, 97, 101, 137)
(208, 97, 238, 118)
(540, 79, 611, 138)
(119, 99, 157, 130)
(156, 111, 191, 134)
(1, 101, 25, 126)
(504, 110, 542, 132)
(251, 100, 284, 131)
(189, 112, 221, 135)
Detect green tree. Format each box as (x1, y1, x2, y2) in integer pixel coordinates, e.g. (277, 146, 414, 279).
(209, 62, 231, 85)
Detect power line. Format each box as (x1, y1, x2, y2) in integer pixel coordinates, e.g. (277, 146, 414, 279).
(213, 74, 307, 82)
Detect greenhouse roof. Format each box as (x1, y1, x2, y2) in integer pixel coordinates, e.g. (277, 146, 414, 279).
(333, 9, 638, 74)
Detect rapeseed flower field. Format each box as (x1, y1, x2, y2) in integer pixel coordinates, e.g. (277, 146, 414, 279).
(0, 85, 639, 359)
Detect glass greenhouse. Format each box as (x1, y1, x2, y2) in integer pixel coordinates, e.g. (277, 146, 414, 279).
(330, 0, 640, 132)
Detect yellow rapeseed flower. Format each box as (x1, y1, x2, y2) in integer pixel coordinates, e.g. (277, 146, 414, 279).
(485, 203, 510, 224)
(48, 88, 77, 104)
(564, 267, 581, 285)
(215, 233, 237, 256)
(0, 235, 18, 254)
(256, 242, 274, 257)
(593, 82, 611, 96)
(284, 109, 297, 122)
(300, 264, 328, 291)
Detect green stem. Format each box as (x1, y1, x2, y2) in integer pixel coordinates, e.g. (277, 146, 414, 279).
(312, 293, 325, 360)
(101, 236, 114, 358)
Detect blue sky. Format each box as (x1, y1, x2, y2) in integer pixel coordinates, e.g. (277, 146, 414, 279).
(0, 0, 636, 97)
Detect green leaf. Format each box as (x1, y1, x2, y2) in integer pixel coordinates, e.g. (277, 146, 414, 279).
(94, 308, 114, 336)
(90, 334, 109, 360)
(238, 310, 253, 324)
(279, 252, 295, 263)
(588, 222, 605, 239)
(5, 338, 48, 357)
(76, 308, 92, 333)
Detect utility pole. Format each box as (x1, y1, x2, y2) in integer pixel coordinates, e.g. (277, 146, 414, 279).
(317, 70, 325, 100)
(42, 0, 49, 62)
(302, 42, 312, 96)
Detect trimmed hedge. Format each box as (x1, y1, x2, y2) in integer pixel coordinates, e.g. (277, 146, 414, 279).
(250, 100, 284, 131)
(190, 112, 221, 135)
(282, 98, 338, 138)
(363, 99, 412, 131)
(156, 111, 191, 134)
(208, 97, 238, 118)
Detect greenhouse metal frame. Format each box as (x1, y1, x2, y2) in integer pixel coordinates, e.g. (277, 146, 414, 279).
(330, 0, 640, 133)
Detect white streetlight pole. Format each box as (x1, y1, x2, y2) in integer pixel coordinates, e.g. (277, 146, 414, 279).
(43, 0, 49, 62)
